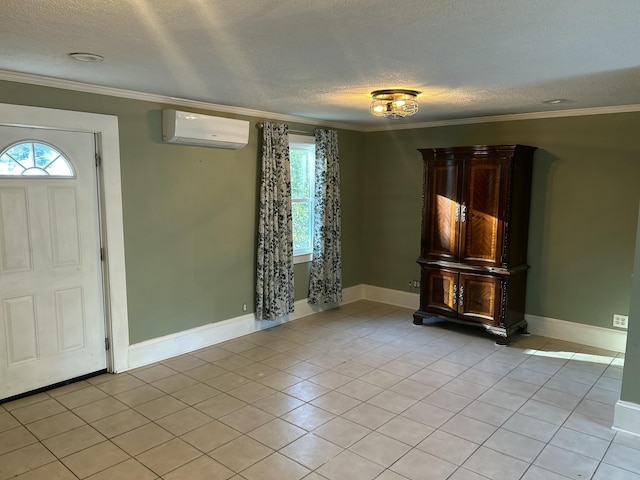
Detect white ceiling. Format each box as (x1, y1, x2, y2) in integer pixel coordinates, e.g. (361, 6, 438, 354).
(1, 0, 639, 127)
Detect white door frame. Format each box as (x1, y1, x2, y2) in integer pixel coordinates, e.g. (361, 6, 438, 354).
(0, 102, 129, 372)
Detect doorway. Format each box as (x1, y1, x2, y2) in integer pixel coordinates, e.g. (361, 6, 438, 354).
(0, 103, 130, 398)
(0, 127, 106, 399)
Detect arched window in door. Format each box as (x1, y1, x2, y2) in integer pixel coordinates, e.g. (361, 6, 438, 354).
(0, 141, 75, 177)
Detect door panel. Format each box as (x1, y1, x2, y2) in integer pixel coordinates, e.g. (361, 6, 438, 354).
(0, 188, 33, 273)
(458, 273, 501, 324)
(49, 187, 82, 266)
(55, 287, 86, 352)
(460, 158, 506, 266)
(3, 294, 38, 365)
(424, 160, 462, 261)
(423, 267, 458, 317)
(0, 127, 105, 399)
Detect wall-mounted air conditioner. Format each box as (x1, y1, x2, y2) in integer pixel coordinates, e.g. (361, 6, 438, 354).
(162, 109, 250, 149)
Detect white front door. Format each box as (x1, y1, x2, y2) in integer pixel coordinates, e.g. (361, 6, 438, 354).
(0, 126, 106, 399)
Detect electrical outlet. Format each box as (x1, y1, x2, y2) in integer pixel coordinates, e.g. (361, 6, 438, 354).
(242, 303, 248, 312)
(412, 280, 421, 289)
(613, 314, 628, 329)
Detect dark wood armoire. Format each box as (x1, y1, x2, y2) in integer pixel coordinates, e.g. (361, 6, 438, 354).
(413, 144, 537, 344)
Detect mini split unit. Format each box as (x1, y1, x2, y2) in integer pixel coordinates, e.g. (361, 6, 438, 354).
(162, 109, 250, 149)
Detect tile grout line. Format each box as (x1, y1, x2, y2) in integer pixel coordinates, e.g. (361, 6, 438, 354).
(0, 303, 634, 480)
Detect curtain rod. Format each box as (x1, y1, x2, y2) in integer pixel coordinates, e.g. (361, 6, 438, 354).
(256, 123, 313, 136)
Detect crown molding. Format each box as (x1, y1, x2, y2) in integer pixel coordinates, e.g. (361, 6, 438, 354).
(2, 69, 640, 133)
(0, 69, 359, 132)
(362, 103, 640, 132)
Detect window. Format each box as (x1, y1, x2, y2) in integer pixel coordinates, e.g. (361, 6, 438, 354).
(289, 134, 315, 262)
(0, 141, 75, 177)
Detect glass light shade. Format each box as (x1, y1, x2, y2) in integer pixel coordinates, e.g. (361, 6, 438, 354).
(370, 89, 420, 118)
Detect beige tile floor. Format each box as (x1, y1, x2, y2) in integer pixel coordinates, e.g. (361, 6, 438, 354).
(0, 300, 638, 480)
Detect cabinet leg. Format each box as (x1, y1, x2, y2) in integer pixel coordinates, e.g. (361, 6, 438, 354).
(495, 336, 510, 346)
(518, 323, 530, 336)
(413, 316, 424, 326)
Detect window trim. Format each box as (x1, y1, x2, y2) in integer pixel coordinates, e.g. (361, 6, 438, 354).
(289, 134, 315, 262)
(293, 252, 313, 264)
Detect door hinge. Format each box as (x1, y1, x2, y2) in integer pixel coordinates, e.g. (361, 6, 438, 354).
(100, 248, 104, 261)
(95, 153, 101, 167)
(105, 337, 110, 351)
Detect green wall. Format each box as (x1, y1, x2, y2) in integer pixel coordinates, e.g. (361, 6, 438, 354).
(364, 113, 640, 329)
(0, 80, 365, 343)
(1, 79, 638, 342)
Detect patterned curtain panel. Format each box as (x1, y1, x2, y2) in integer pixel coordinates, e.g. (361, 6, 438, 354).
(256, 122, 295, 320)
(309, 129, 342, 304)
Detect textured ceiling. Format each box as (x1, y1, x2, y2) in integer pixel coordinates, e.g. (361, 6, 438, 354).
(1, 0, 639, 127)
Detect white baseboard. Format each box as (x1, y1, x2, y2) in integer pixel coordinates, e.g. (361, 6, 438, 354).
(360, 286, 626, 353)
(364, 285, 627, 352)
(614, 400, 640, 437)
(525, 314, 627, 353)
(127, 284, 627, 370)
(127, 285, 364, 370)
(363, 285, 420, 309)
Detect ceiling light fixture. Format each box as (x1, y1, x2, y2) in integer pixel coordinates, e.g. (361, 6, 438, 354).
(370, 89, 421, 118)
(69, 52, 104, 62)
